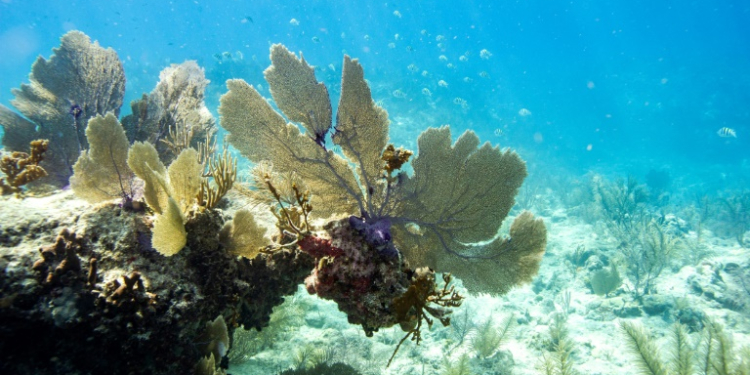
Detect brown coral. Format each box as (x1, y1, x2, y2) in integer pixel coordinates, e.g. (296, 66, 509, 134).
(0, 139, 48, 195)
(388, 268, 463, 366)
(381, 144, 413, 175)
(0, 31, 125, 185)
(31, 228, 84, 286)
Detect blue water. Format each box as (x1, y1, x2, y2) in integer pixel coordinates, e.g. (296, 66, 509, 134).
(2, 2, 750, 374)
(2, 0, 748, 184)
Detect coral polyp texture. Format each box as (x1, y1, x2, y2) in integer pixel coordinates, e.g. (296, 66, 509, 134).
(219, 44, 547, 337)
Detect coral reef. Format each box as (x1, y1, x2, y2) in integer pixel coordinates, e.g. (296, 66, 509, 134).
(219, 43, 546, 352)
(0, 31, 125, 185)
(0, 139, 48, 195)
(1, 34, 547, 374)
(0, 200, 314, 374)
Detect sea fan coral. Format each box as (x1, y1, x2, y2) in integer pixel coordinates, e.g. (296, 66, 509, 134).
(220, 44, 546, 292)
(219, 44, 548, 336)
(0, 31, 125, 185)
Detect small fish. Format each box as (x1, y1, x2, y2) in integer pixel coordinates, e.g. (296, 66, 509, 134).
(479, 71, 490, 78)
(388, 42, 396, 49)
(480, 49, 492, 60)
(289, 18, 299, 26)
(493, 128, 504, 136)
(421, 88, 432, 96)
(518, 108, 532, 117)
(311, 36, 320, 43)
(244, 16, 253, 24)
(392, 89, 407, 98)
(438, 80, 448, 88)
(393, 10, 402, 18)
(717, 127, 737, 138)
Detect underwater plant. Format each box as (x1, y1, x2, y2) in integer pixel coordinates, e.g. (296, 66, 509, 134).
(592, 175, 683, 301)
(617, 217, 683, 301)
(471, 313, 515, 359)
(718, 190, 750, 248)
(539, 312, 578, 375)
(442, 354, 473, 375)
(218, 43, 547, 360)
(593, 174, 649, 230)
(278, 362, 363, 375)
(620, 319, 750, 375)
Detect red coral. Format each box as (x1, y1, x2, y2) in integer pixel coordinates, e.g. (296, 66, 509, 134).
(298, 235, 344, 258)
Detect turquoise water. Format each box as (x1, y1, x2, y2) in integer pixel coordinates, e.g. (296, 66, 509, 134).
(3, 1, 747, 174)
(1, 1, 749, 375)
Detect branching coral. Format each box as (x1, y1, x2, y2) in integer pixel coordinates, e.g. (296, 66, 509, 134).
(0, 31, 125, 185)
(388, 268, 463, 366)
(199, 148, 237, 209)
(32, 228, 85, 286)
(219, 44, 547, 352)
(0, 139, 48, 195)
